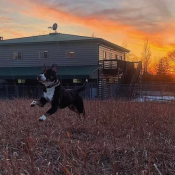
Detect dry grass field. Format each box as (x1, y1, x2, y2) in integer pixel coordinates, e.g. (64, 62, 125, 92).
(0, 99, 175, 174)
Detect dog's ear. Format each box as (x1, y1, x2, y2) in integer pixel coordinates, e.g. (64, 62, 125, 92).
(42, 64, 47, 72)
(51, 64, 58, 73)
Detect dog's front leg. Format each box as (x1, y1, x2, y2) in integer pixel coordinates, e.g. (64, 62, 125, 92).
(39, 104, 59, 121)
(30, 97, 47, 107)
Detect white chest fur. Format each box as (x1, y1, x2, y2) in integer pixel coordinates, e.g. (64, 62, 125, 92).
(44, 87, 55, 102)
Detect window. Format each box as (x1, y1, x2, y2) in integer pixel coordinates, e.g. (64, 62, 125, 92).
(66, 51, 76, 58)
(13, 52, 22, 59)
(115, 54, 118, 59)
(73, 79, 82, 83)
(18, 79, 25, 84)
(103, 51, 107, 59)
(39, 51, 48, 59)
(109, 53, 112, 59)
(120, 56, 123, 60)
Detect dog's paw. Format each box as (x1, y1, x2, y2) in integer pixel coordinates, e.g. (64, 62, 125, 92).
(39, 115, 46, 121)
(30, 101, 36, 107)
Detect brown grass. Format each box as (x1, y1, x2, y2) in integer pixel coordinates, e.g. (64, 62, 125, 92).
(0, 99, 175, 174)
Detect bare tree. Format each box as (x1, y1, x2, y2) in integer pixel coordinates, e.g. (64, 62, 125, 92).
(122, 40, 128, 49)
(92, 33, 96, 37)
(141, 38, 151, 73)
(125, 53, 140, 62)
(122, 41, 140, 62)
(167, 50, 175, 74)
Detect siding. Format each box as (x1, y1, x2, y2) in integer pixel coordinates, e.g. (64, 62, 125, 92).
(99, 45, 125, 61)
(0, 42, 99, 67)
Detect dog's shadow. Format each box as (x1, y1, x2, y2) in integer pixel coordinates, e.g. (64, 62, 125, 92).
(66, 127, 97, 142)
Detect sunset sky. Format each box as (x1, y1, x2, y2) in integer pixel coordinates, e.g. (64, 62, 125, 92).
(1, 0, 175, 58)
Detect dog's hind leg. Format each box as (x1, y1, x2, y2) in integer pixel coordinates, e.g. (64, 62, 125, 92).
(68, 105, 82, 121)
(68, 105, 80, 115)
(75, 97, 86, 122)
(83, 108, 86, 118)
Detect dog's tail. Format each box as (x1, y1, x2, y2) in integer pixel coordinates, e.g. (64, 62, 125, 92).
(76, 79, 88, 93)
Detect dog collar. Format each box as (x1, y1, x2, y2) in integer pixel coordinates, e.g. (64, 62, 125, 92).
(46, 79, 60, 88)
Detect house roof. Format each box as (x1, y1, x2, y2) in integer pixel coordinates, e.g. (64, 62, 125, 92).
(0, 65, 99, 79)
(0, 33, 130, 52)
(0, 33, 96, 44)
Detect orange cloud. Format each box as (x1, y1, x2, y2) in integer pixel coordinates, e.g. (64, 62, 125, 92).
(3, 0, 175, 58)
(0, 28, 29, 38)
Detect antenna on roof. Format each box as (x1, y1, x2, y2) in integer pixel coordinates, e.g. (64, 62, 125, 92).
(48, 23, 58, 33)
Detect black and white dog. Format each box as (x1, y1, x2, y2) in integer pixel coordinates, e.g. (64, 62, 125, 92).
(30, 64, 86, 121)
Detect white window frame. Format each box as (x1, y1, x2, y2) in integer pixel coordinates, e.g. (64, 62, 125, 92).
(103, 51, 107, 59)
(39, 51, 48, 59)
(13, 52, 22, 59)
(66, 51, 76, 58)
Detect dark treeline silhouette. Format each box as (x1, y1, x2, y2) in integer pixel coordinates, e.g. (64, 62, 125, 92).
(142, 72, 174, 82)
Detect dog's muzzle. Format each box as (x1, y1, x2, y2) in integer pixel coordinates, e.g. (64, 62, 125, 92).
(37, 75, 46, 82)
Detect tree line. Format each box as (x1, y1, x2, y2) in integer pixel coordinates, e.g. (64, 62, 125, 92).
(125, 39, 175, 83)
